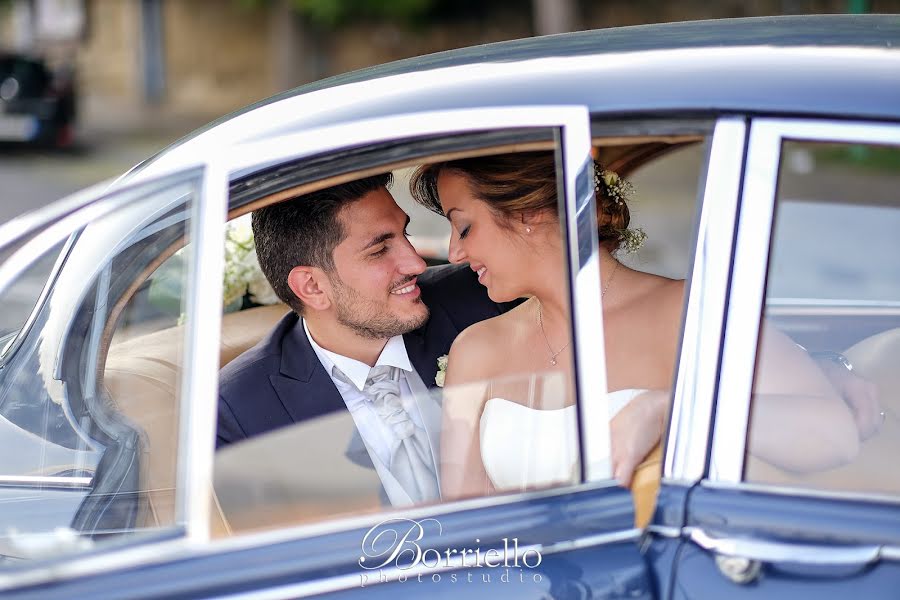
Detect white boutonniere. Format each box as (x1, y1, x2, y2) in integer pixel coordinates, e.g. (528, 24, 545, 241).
(435, 354, 449, 388)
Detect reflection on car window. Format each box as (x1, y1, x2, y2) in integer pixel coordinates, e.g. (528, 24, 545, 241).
(0, 176, 200, 567)
(747, 141, 900, 496)
(0, 240, 65, 342)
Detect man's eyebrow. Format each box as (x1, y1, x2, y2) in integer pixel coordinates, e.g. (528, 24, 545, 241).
(361, 216, 411, 252)
(361, 232, 394, 252)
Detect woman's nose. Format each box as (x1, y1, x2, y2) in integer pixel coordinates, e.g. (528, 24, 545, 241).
(448, 233, 467, 264)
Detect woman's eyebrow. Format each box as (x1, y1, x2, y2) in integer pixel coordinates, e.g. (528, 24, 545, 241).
(445, 208, 459, 219)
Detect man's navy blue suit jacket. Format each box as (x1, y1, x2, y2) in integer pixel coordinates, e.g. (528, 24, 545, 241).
(216, 264, 508, 448)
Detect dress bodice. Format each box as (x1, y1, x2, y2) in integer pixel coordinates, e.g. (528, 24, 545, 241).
(479, 388, 647, 491)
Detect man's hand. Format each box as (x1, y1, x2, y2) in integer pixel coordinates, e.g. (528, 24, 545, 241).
(819, 361, 883, 440)
(609, 390, 668, 487)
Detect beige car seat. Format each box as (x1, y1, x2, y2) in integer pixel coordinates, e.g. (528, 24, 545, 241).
(103, 304, 289, 536)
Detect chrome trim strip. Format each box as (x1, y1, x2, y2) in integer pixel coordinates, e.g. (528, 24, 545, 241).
(665, 117, 746, 482)
(646, 524, 682, 539)
(880, 547, 900, 561)
(0, 475, 92, 487)
(709, 119, 780, 483)
(700, 478, 900, 507)
(540, 527, 642, 554)
(175, 163, 227, 544)
(709, 118, 900, 484)
(687, 527, 880, 566)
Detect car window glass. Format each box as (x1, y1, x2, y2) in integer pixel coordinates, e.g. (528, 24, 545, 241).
(745, 141, 900, 496)
(211, 142, 584, 534)
(0, 175, 200, 567)
(588, 136, 704, 525)
(0, 240, 65, 344)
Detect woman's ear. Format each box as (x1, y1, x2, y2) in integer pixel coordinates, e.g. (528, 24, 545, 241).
(521, 209, 554, 229)
(287, 266, 331, 311)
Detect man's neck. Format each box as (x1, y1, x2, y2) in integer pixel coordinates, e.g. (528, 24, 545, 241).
(304, 317, 389, 367)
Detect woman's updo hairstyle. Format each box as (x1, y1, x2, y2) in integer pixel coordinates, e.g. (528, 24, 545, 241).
(410, 151, 558, 230)
(593, 161, 633, 253)
(410, 152, 638, 253)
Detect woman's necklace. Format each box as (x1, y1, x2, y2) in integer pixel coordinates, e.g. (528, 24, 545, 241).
(537, 260, 620, 366)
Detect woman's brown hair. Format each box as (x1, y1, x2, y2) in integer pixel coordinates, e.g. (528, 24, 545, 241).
(410, 151, 631, 251)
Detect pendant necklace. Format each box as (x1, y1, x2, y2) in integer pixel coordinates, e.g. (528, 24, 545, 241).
(537, 260, 620, 366)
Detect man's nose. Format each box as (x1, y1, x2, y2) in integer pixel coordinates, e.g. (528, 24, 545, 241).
(448, 233, 467, 264)
(398, 238, 427, 275)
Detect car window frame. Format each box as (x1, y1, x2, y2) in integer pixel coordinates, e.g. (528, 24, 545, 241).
(708, 117, 900, 499)
(0, 106, 610, 588)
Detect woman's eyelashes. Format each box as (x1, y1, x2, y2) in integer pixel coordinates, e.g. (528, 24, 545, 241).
(458, 224, 471, 240)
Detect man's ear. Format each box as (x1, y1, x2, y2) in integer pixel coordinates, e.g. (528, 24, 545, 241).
(287, 266, 331, 311)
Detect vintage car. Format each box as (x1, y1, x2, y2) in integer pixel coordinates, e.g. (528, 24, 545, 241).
(0, 52, 76, 148)
(1, 13, 899, 599)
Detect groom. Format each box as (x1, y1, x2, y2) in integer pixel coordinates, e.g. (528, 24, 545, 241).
(216, 173, 504, 506)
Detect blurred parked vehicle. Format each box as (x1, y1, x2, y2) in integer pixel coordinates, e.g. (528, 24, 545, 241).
(0, 14, 899, 600)
(0, 52, 76, 148)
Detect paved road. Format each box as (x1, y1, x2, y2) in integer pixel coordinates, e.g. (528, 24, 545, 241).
(0, 133, 181, 224)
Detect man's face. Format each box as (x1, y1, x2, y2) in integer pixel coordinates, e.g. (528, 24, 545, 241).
(328, 188, 429, 339)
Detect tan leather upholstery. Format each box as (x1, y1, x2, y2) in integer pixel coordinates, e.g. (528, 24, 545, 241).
(103, 304, 289, 535)
(746, 327, 900, 495)
(630, 443, 662, 528)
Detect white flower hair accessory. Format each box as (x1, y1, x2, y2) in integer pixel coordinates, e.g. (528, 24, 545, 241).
(592, 161, 646, 254)
(435, 354, 449, 388)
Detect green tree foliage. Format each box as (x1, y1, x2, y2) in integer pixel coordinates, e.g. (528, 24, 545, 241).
(238, 0, 436, 28)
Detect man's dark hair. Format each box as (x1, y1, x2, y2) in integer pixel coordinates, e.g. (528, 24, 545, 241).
(252, 172, 393, 314)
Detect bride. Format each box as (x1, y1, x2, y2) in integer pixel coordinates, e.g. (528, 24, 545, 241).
(410, 151, 862, 501)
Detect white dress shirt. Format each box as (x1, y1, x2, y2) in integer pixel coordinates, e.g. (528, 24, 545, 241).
(302, 319, 433, 470)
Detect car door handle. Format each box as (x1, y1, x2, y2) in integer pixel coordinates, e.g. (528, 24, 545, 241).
(688, 527, 881, 566)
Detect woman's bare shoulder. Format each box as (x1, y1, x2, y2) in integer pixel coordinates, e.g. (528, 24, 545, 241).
(446, 303, 527, 384)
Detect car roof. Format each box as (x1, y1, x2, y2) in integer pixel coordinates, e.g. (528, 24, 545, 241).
(129, 14, 900, 181)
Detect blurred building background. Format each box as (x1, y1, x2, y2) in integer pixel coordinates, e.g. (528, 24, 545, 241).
(0, 0, 890, 133)
(0, 0, 893, 222)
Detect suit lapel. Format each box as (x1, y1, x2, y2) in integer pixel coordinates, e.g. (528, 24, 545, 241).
(270, 318, 345, 423)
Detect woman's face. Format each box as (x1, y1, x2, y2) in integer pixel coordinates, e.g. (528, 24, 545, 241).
(437, 171, 529, 302)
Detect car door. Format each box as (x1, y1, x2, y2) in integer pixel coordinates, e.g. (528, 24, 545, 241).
(0, 166, 227, 567)
(1, 106, 657, 599)
(668, 118, 900, 598)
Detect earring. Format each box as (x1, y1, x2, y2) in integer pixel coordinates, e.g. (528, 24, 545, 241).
(525, 226, 532, 233)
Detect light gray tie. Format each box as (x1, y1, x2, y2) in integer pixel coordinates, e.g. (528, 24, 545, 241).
(339, 365, 439, 503)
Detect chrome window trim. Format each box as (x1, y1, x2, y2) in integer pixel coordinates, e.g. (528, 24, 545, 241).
(709, 118, 900, 484)
(175, 163, 227, 544)
(664, 117, 747, 482)
(0, 475, 92, 488)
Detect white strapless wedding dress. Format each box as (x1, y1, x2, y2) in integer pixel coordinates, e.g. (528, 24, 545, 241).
(479, 389, 647, 491)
